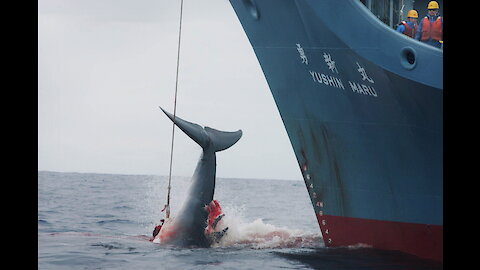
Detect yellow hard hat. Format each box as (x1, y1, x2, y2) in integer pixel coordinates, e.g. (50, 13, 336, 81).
(428, 1, 439, 9)
(407, 10, 418, 18)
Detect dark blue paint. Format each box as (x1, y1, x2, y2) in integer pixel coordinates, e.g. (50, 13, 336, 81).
(229, 0, 442, 226)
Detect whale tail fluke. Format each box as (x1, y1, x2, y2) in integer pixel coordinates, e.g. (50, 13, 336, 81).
(160, 107, 242, 152)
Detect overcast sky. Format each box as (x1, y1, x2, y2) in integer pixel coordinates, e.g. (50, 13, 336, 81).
(38, 0, 302, 181)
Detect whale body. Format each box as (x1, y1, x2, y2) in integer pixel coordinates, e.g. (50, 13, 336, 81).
(156, 107, 242, 247)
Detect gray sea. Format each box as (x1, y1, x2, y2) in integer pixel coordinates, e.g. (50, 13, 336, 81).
(38, 171, 442, 269)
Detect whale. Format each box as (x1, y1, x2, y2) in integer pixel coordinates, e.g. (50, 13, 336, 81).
(155, 107, 242, 247)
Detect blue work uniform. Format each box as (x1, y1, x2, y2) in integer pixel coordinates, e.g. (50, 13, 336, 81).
(396, 20, 417, 38)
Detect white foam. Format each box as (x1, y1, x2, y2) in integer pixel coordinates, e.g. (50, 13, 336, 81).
(211, 205, 322, 249)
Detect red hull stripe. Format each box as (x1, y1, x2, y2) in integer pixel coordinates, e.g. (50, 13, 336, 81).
(316, 214, 443, 262)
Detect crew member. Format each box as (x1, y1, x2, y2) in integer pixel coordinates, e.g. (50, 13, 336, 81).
(396, 10, 418, 38)
(414, 1, 443, 48)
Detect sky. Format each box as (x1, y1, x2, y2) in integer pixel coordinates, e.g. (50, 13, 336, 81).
(38, 0, 302, 181)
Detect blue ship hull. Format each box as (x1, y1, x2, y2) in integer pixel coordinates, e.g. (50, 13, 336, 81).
(228, 0, 442, 261)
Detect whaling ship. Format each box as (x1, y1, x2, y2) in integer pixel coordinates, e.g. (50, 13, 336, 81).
(228, 0, 442, 261)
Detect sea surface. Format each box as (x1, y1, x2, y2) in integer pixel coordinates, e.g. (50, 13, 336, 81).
(38, 171, 442, 269)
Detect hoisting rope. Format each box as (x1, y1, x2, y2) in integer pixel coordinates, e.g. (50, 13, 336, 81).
(164, 0, 184, 219)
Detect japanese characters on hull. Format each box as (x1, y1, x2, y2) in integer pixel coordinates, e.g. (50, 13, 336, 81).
(296, 44, 378, 98)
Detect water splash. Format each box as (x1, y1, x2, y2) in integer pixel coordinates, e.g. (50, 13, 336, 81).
(150, 202, 323, 249)
(212, 205, 323, 249)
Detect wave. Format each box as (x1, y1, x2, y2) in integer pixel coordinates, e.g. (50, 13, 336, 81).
(96, 219, 133, 225)
(211, 206, 323, 249)
(40, 231, 151, 242)
(38, 219, 51, 225)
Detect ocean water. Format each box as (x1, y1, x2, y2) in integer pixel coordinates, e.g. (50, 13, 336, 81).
(38, 171, 442, 269)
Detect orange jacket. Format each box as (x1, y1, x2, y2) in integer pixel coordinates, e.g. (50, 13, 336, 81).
(420, 16, 442, 41)
(399, 21, 417, 38)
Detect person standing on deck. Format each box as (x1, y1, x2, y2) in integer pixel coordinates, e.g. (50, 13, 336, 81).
(414, 1, 443, 48)
(396, 10, 419, 38)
